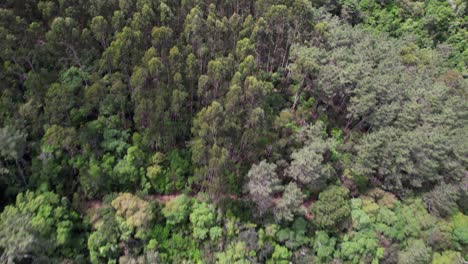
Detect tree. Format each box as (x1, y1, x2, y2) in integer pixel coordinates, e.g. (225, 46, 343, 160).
(451, 213, 468, 251)
(146, 150, 191, 194)
(275, 217, 310, 249)
(189, 201, 216, 240)
(314, 231, 337, 263)
(350, 198, 373, 231)
(353, 123, 467, 196)
(0, 211, 46, 263)
(287, 122, 335, 193)
(88, 207, 121, 264)
(274, 182, 305, 222)
(183, 6, 205, 57)
(45, 17, 82, 66)
(90, 16, 109, 48)
(44, 67, 86, 126)
(162, 194, 191, 225)
(100, 26, 143, 73)
(247, 160, 281, 215)
(0, 126, 27, 199)
(398, 239, 432, 264)
(216, 241, 250, 264)
(374, 199, 436, 243)
(338, 230, 384, 264)
(42, 125, 79, 156)
(191, 101, 230, 198)
(113, 141, 146, 189)
(267, 245, 291, 264)
(0, 191, 85, 259)
(151, 26, 173, 54)
(111, 193, 155, 238)
(432, 250, 464, 264)
(311, 186, 351, 231)
(424, 183, 460, 217)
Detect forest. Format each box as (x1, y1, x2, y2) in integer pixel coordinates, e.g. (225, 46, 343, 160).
(0, 0, 466, 263)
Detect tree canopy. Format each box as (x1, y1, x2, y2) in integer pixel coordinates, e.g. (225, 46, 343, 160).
(0, 0, 466, 262)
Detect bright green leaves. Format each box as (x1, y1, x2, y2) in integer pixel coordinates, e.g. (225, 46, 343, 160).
(216, 241, 250, 264)
(432, 250, 464, 264)
(350, 199, 372, 230)
(113, 144, 145, 188)
(162, 194, 191, 225)
(0, 191, 85, 260)
(339, 230, 383, 264)
(267, 244, 291, 264)
(451, 213, 468, 251)
(314, 231, 337, 263)
(189, 201, 216, 240)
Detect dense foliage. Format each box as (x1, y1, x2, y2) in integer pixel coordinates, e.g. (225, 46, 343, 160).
(0, 0, 466, 263)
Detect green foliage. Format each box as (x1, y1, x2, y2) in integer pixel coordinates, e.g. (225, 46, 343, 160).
(87, 209, 121, 264)
(375, 199, 436, 242)
(451, 213, 468, 251)
(0, 191, 85, 261)
(424, 183, 461, 217)
(275, 217, 310, 249)
(162, 194, 191, 225)
(247, 160, 281, 215)
(0, 126, 27, 199)
(274, 182, 305, 222)
(339, 230, 384, 264)
(147, 150, 191, 194)
(311, 186, 351, 231)
(0, 212, 46, 263)
(189, 201, 216, 240)
(314, 231, 337, 263)
(267, 244, 291, 264)
(111, 193, 155, 238)
(432, 250, 463, 264)
(0, 0, 465, 262)
(351, 199, 373, 230)
(357, 0, 466, 70)
(157, 232, 202, 262)
(216, 241, 250, 264)
(287, 121, 335, 193)
(398, 239, 432, 264)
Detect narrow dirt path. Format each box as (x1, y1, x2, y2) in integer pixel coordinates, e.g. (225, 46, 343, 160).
(82, 192, 315, 219)
(81, 193, 187, 213)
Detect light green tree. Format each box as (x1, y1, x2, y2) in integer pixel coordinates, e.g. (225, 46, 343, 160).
(162, 194, 191, 225)
(189, 201, 216, 240)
